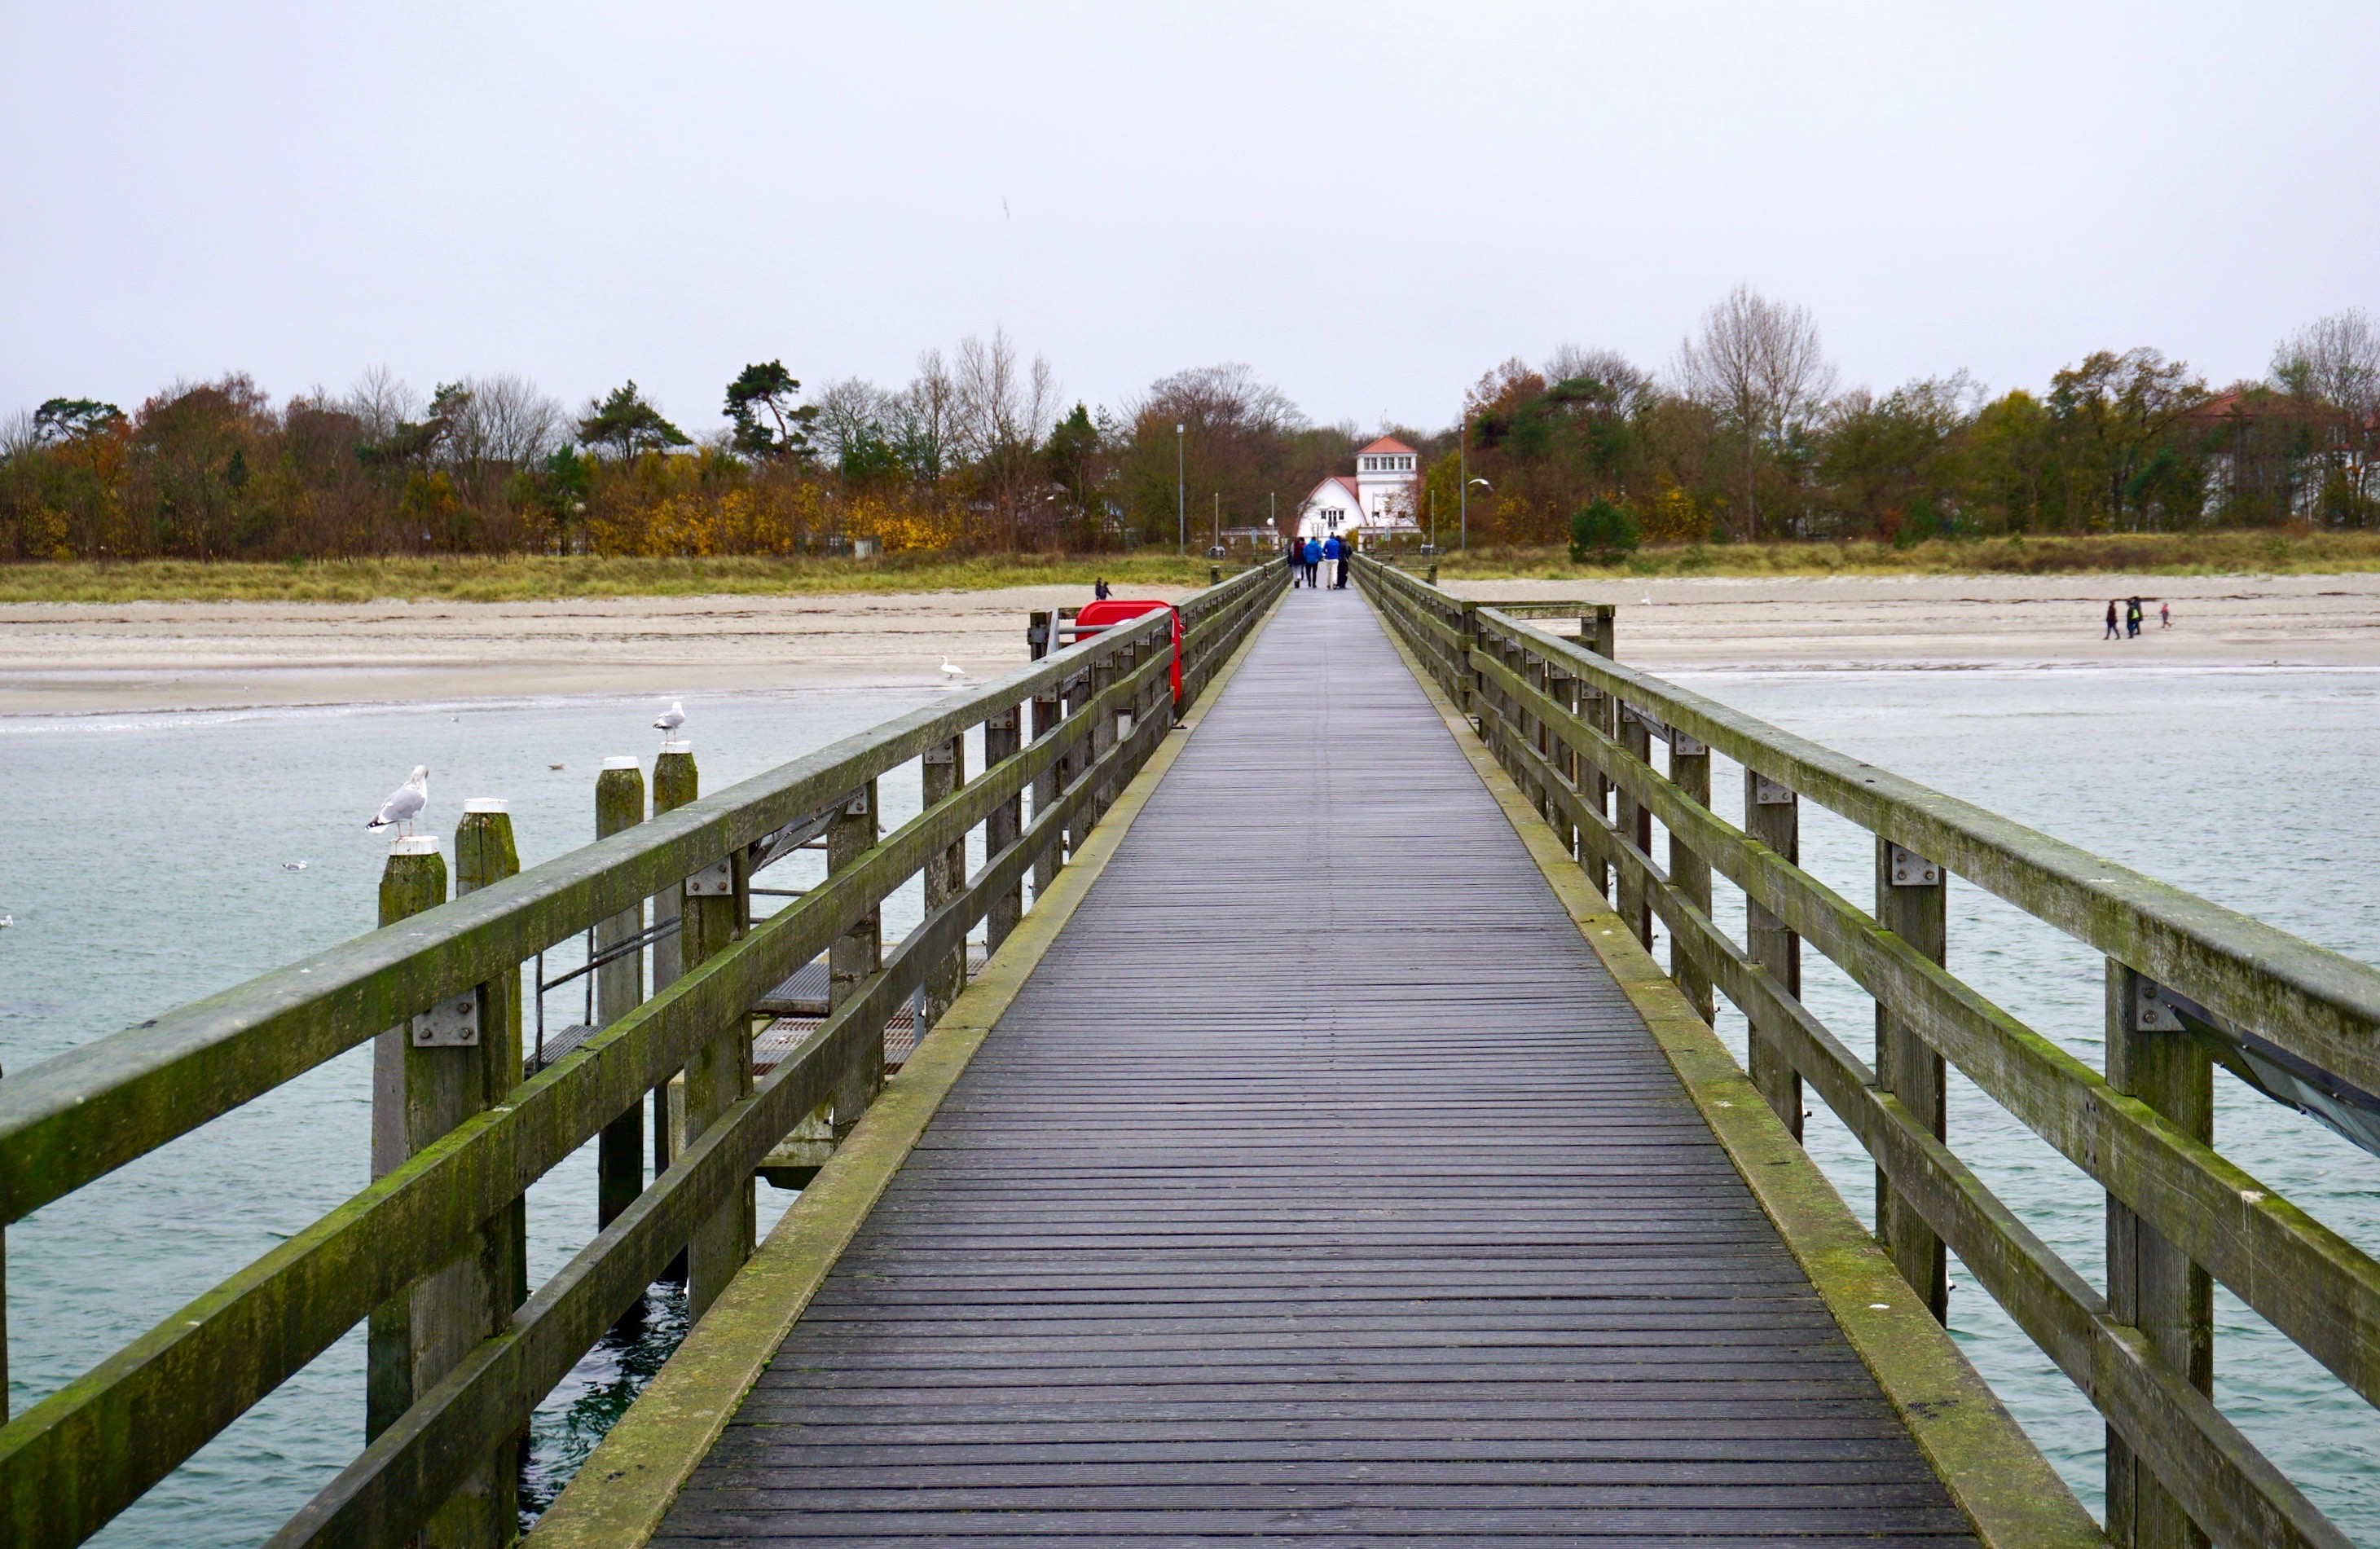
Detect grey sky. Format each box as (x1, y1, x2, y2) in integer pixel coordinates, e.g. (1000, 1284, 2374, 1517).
(5, 2, 2374, 438)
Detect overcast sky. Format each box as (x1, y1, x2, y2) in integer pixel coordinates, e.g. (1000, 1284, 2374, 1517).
(4, 2, 2374, 438)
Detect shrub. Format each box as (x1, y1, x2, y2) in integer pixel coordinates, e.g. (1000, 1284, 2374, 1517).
(1569, 498, 1642, 563)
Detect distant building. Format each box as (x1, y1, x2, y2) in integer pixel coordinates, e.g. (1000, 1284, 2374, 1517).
(1296, 437, 1423, 540)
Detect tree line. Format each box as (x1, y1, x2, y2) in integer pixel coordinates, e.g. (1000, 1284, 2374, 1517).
(3, 298, 2373, 564)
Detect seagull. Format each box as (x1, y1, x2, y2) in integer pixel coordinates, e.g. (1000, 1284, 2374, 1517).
(367, 766, 429, 838)
(281, 861, 309, 871)
(548, 762, 565, 770)
(653, 701, 686, 743)
(0, 914, 13, 928)
(940, 658, 966, 680)
(1641, 592, 1652, 605)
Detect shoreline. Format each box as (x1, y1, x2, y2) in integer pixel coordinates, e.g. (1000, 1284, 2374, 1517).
(3, 574, 2376, 715)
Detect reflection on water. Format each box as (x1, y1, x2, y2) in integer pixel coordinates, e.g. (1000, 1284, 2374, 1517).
(2, 666, 2376, 1541)
(517, 1283, 690, 1529)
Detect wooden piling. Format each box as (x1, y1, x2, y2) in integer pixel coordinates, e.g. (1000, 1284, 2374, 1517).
(1744, 772, 1803, 1139)
(921, 734, 966, 1031)
(1027, 613, 1060, 900)
(829, 779, 882, 1142)
(1583, 606, 1616, 900)
(2105, 960, 2214, 1549)
(595, 758, 646, 1230)
(1875, 838, 1947, 1321)
(367, 835, 447, 1445)
(1616, 706, 1653, 949)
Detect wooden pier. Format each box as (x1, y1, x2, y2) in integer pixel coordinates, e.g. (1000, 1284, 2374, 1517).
(2, 556, 2377, 1547)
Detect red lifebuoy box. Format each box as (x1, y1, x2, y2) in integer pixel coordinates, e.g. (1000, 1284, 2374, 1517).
(1073, 599, 1185, 704)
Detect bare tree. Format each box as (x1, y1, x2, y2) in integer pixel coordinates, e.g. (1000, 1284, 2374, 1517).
(341, 364, 420, 444)
(889, 349, 959, 486)
(811, 376, 894, 467)
(449, 373, 562, 468)
(1133, 363, 1306, 438)
(2272, 309, 2380, 503)
(952, 328, 1061, 462)
(1674, 284, 1837, 539)
(1542, 345, 1653, 416)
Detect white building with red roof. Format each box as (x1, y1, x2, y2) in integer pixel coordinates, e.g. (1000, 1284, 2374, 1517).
(1295, 437, 1423, 540)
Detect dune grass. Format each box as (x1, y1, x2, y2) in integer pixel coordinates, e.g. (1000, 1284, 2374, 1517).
(3, 530, 2377, 603)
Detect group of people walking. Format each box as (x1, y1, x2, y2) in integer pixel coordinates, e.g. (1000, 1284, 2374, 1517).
(1287, 533, 1350, 590)
(2104, 596, 2170, 639)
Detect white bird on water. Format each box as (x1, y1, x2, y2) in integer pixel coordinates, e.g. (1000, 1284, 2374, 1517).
(940, 658, 966, 680)
(653, 701, 687, 743)
(367, 766, 429, 838)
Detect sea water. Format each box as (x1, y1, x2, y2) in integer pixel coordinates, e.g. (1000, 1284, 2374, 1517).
(2, 667, 2375, 1542)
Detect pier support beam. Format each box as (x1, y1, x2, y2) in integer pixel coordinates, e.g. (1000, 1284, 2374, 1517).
(673, 747, 753, 1323)
(1668, 733, 1713, 1023)
(829, 779, 882, 1142)
(367, 837, 447, 1445)
(985, 707, 1023, 951)
(922, 734, 966, 1032)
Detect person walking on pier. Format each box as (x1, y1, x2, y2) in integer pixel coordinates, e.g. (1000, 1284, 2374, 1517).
(1284, 536, 1301, 586)
(1322, 533, 1344, 590)
(1302, 536, 1322, 589)
(2105, 601, 2121, 640)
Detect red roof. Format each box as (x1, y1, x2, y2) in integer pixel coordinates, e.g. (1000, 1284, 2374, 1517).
(1301, 475, 1359, 505)
(1358, 436, 1417, 455)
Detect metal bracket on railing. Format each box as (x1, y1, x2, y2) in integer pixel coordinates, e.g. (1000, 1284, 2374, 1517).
(1752, 774, 1797, 806)
(843, 790, 872, 816)
(923, 745, 956, 766)
(684, 858, 736, 897)
(1673, 733, 1707, 756)
(410, 993, 481, 1048)
(1886, 843, 1942, 887)
(2136, 979, 2189, 1032)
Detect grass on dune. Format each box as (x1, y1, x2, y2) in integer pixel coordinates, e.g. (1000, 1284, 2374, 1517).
(2, 530, 2378, 603)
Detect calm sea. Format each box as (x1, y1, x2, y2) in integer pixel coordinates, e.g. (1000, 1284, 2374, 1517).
(2, 664, 2374, 1542)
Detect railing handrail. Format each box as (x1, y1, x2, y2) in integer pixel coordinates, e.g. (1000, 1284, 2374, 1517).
(1364, 558, 2380, 1093)
(0, 607, 1190, 1224)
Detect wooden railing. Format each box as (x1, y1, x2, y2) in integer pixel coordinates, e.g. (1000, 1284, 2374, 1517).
(1357, 555, 2380, 1549)
(0, 561, 1283, 1547)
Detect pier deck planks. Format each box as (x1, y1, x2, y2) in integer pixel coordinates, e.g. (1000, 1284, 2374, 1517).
(652, 587, 1977, 1546)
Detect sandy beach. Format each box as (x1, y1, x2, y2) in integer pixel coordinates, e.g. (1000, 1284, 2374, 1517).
(2, 573, 2377, 715)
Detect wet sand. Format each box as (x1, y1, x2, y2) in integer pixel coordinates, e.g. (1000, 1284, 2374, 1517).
(3, 574, 2377, 715)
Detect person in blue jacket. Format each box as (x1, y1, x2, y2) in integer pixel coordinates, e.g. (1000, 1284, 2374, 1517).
(1322, 532, 1345, 589)
(1301, 536, 1322, 588)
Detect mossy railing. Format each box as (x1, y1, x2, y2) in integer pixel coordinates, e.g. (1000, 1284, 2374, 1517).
(1357, 554, 2378, 1549)
(0, 561, 1284, 1547)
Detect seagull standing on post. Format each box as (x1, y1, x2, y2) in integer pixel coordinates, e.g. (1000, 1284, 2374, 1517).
(653, 701, 686, 744)
(367, 766, 429, 838)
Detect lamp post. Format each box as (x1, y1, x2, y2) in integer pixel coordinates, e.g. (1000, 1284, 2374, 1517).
(1212, 491, 1221, 555)
(1458, 416, 1468, 552)
(1176, 423, 1186, 557)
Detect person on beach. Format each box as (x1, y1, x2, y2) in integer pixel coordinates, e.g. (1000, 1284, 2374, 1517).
(2105, 601, 2121, 640)
(2160, 601, 2171, 630)
(1302, 537, 1322, 588)
(2127, 597, 2144, 638)
(1093, 577, 1111, 601)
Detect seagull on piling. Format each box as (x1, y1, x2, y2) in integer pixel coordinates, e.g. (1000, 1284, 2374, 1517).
(653, 701, 686, 743)
(367, 766, 429, 838)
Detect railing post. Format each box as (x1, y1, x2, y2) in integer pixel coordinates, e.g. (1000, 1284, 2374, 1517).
(1616, 706, 1653, 949)
(416, 799, 524, 1547)
(1584, 606, 1616, 900)
(1548, 659, 1577, 860)
(984, 706, 1023, 951)
(367, 835, 447, 1445)
(828, 778, 882, 1142)
(1088, 636, 1120, 825)
(1668, 731, 1714, 1023)
(1526, 649, 1552, 822)
(1027, 611, 1061, 899)
(1744, 773, 1803, 1140)
(677, 747, 754, 1322)
(920, 733, 966, 1032)
(2106, 962, 2215, 1549)
(595, 757, 645, 1230)
(649, 744, 697, 1191)
(1458, 601, 1481, 725)
(1875, 838, 1947, 1321)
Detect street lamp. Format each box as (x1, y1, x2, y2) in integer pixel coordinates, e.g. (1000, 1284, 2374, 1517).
(1212, 491, 1221, 556)
(1175, 424, 1186, 557)
(1458, 415, 1468, 552)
